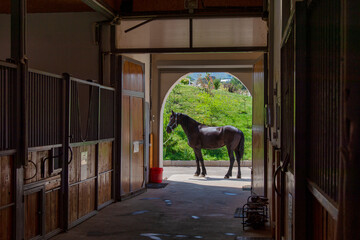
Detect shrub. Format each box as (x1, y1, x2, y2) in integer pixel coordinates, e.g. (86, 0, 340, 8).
(180, 78, 190, 85)
(214, 79, 220, 90)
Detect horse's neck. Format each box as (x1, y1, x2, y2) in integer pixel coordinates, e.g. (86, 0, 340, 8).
(179, 115, 200, 136)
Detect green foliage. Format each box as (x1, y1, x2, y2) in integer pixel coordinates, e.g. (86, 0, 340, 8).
(224, 78, 248, 93)
(163, 84, 252, 161)
(214, 79, 220, 90)
(180, 78, 190, 85)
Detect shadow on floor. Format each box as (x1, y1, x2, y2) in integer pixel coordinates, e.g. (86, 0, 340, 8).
(52, 172, 271, 240)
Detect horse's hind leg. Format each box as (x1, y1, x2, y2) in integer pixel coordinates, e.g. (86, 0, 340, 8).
(235, 150, 242, 178)
(225, 147, 235, 179)
(195, 148, 207, 177)
(194, 149, 200, 176)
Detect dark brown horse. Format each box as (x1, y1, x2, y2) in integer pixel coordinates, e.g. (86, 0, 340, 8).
(166, 111, 244, 178)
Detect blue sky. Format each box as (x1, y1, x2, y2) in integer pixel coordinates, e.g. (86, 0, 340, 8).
(187, 72, 233, 81)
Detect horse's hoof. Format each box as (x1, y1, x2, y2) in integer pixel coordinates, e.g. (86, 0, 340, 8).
(194, 173, 200, 177)
(224, 175, 230, 179)
(237, 176, 241, 179)
(200, 174, 206, 177)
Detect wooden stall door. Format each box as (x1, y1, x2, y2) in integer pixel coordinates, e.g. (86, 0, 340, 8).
(0, 156, 13, 240)
(121, 58, 145, 197)
(24, 189, 44, 240)
(252, 54, 267, 196)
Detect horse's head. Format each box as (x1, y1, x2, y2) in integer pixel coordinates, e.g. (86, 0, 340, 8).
(166, 111, 178, 133)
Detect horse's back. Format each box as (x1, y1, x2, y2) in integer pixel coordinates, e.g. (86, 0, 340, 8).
(197, 125, 242, 150)
(223, 126, 243, 149)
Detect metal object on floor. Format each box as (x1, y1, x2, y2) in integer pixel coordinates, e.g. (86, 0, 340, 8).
(235, 195, 269, 230)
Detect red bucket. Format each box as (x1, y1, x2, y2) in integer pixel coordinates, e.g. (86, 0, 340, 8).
(150, 167, 163, 183)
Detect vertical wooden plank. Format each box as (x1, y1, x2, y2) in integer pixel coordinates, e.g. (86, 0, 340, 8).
(0, 207, 13, 240)
(69, 146, 80, 184)
(0, 156, 13, 207)
(327, 212, 336, 240)
(24, 192, 40, 240)
(98, 174, 103, 205)
(45, 192, 51, 233)
(68, 185, 79, 224)
(89, 145, 96, 178)
(78, 179, 96, 218)
(78, 182, 87, 218)
(121, 96, 130, 195)
(131, 97, 144, 192)
(98, 142, 112, 173)
(98, 172, 112, 205)
(45, 190, 59, 234)
(122, 61, 129, 91)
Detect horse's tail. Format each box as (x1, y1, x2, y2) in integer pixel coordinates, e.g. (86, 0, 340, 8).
(238, 131, 245, 160)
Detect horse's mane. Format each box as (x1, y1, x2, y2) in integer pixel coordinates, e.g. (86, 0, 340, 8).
(179, 113, 202, 127)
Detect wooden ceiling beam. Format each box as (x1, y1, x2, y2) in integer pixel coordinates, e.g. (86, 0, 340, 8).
(82, 0, 117, 19)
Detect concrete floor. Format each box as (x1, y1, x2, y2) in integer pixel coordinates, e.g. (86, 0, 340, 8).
(53, 167, 271, 240)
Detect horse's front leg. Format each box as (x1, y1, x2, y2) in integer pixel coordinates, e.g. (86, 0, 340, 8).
(225, 147, 235, 179)
(195, 148, 207, 177)
(194, 149, 200, 176)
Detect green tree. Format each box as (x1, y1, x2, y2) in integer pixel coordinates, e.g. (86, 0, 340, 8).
(214, 79, 220, 90)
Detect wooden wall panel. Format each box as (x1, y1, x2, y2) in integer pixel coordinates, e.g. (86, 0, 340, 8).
(25, 192, 40, 240)
(98, 172, 112, 205)
(308, 194, 337, 240)
(24, 150, 62, 191)
(131, 97, 144, 192)
(131, 97, 144, 140)
(80, 145, 96, 181)
(122, 61, 144, 92)
(0, 156, 13, 206)
(45, 190, 59, 234)
(69, 147, 80, 184)
(69, 144, 97, 223)
(25, 151, 49, 184)
(0, 207, 12, 240)
(68, 185, 79, 223)
(121, 96, 131, 195)
(78, 180, 96, 218)
(98, 142, 113, 173)
(70, 145, 96, 183)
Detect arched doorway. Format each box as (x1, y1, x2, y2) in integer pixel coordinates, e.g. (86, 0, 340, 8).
(160, 72, 252, 167)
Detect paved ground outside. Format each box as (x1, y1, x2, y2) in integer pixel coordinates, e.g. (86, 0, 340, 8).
(52, 167, 271, 240)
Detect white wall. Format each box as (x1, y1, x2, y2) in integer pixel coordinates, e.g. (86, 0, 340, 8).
(0, 12, 105, 81)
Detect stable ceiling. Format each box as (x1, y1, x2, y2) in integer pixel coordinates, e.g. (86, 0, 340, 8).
(0, 0, 263, 16)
